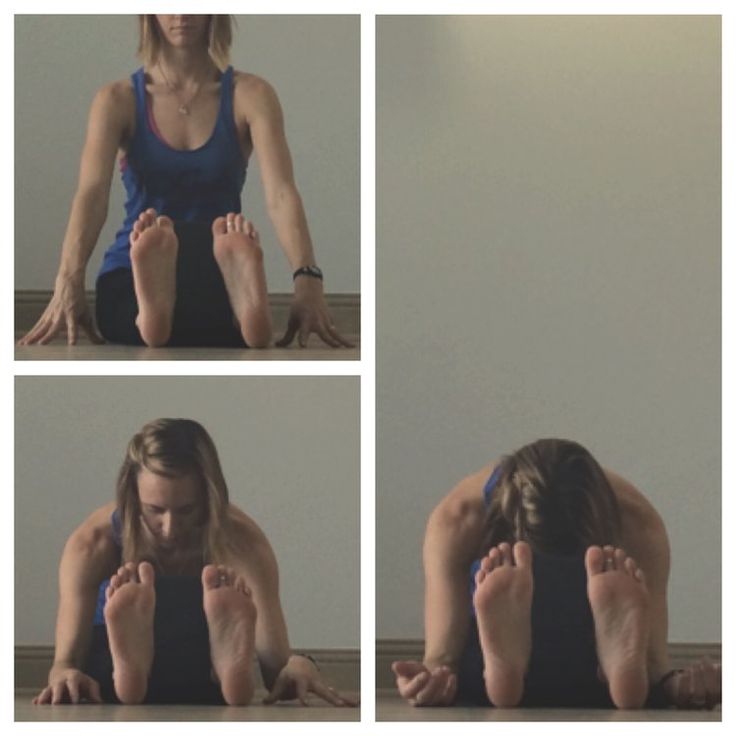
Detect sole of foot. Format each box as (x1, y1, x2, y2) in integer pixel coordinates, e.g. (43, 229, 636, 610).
(585, 545, 650, 709)
(473, 541, 533, 707)
(104, 561, 156, 705)
(130, 209, 178, 347)
(212, 214, 272, 348)
(202, 564, 257, 706)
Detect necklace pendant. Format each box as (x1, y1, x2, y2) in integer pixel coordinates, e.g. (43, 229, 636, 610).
(178, 104, 190, 115)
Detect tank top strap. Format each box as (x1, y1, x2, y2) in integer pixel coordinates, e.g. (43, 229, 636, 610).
(130, 67, 147, 131)
(110, 508, 123, 548)
(482, 464, 503, 507)
(217, 66, 239, 140)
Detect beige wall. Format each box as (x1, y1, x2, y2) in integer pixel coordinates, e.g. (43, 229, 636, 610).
(14, 15, 359, 292)
(15, 377, 360, 648)
(377, 16, 720, 642)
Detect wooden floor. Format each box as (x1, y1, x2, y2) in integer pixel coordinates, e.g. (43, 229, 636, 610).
(375, 690, 721, 722)
(15, 689, 360, 722)
(14, 334, 360, 361)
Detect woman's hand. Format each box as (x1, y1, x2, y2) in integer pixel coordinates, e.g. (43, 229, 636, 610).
(32, 667, 103, 705)
(262, 654, 358, 706)
(19, 273, 103, 346)
(663, 658, 721, 709)
(276, 277, 353, 348)
(392, 660, 457, 707)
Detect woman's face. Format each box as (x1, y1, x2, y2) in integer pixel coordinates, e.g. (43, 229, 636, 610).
(137, 468, 205, 552)
(154, 15, 210, 51)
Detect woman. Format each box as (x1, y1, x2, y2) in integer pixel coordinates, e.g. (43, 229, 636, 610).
(20, 15, 351, 349)
(32, 418, 357, 706)
(393, 438, 721, 709)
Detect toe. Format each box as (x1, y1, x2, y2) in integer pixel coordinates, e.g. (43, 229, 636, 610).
(614, 548, 627, 570)
(624, 557, 637, 576)
(475, 568, 486, 587)
(513, 540, 532, 568)
(138, 561, 155, 586)
(584, 545, 606, 577)
(212, 216, 228, 236)
(156, 215, 174, 229)
(498, 542, 513, 565)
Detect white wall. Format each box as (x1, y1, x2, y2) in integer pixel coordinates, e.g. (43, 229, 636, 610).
(15, 376, 360, 649)
(14, 15, 359, 293)
(377, 16, 720, 643)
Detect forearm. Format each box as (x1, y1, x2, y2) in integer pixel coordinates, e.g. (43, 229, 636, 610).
(266, 187, 317, 272)
(423, 594, 471, 670)
(51, 599, 96, 673)
(57, 188, 108, 280)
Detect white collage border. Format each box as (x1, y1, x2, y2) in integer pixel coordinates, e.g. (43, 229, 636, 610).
(4, 1, 731, 734)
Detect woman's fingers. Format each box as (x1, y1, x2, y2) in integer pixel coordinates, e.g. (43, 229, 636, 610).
(296, 677, 309, 706)
(438, 672, 457, 705)
(32, 686, 51, 704)
(67, 678, 80, 705)
(262, 673, 287, 704)
(310, 680, 355, 707)
(399, 670, 430, 700)
(413, 669, 450, 706)
(314, 323, 342, 348)
(82, 675, 103, 704)
(51, 682, 68, 705)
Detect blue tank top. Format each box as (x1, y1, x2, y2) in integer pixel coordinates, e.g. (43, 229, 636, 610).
(92, 510, 123, 626)
(98, 65, 247, 277)
(468, 465, 503, 613)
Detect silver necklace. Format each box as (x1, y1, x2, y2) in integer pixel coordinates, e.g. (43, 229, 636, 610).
(157, 63, 201, 116)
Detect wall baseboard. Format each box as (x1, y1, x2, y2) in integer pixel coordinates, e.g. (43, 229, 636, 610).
(14, 290, 360, 335)
(375, 639, 721, 689)
(15, 645, 359, 691)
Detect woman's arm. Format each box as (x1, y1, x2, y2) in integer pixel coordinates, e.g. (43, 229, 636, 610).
(34, 509, 119, 704)
(20, 82, 132, 346)
(235, 74, 352, 348)
(607, 470, 672, 680)
(394, 465, 492, 706)
(227, 511, 356, 705)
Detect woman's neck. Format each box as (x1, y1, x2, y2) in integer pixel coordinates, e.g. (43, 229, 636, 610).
(154, 46, 219, 85)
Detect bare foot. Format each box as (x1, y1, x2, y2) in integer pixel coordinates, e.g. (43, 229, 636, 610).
(212, 214, 272, 348)
(585, 545, 650, 709)
(473, 541, 533, 707)
(129, 209, 178, 346)
(104, 561, 156, 704)
(202, 564, 257, 706)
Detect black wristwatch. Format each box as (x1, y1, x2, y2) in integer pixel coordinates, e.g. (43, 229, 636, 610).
(293, 265, 323, 281)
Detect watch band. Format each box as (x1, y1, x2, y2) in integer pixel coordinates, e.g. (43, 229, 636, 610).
(293, 265, 323, 281)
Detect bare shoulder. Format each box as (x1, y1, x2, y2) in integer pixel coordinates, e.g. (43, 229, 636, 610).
(91, 79, 135, 117)
(604, 469, 665, 531)
(433, 462, 498, 522)
(232, 70, 281, 118)
(62, 502, 119, 579)
(604, 469, 670, 583)
(426, 461, 499, 557)
(225, 505, 274, 566)
(85, 79, 135, 146)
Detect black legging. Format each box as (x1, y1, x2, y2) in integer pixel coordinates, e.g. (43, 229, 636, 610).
(95, 221, 246, 348)
(456, 551, 669, 708)
(85, 576, 225, 704)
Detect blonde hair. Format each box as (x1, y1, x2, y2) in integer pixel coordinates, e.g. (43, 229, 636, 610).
(482, 439, 622, 555)
(116, 418, 234, 570)
(137, 15, 234, 71)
